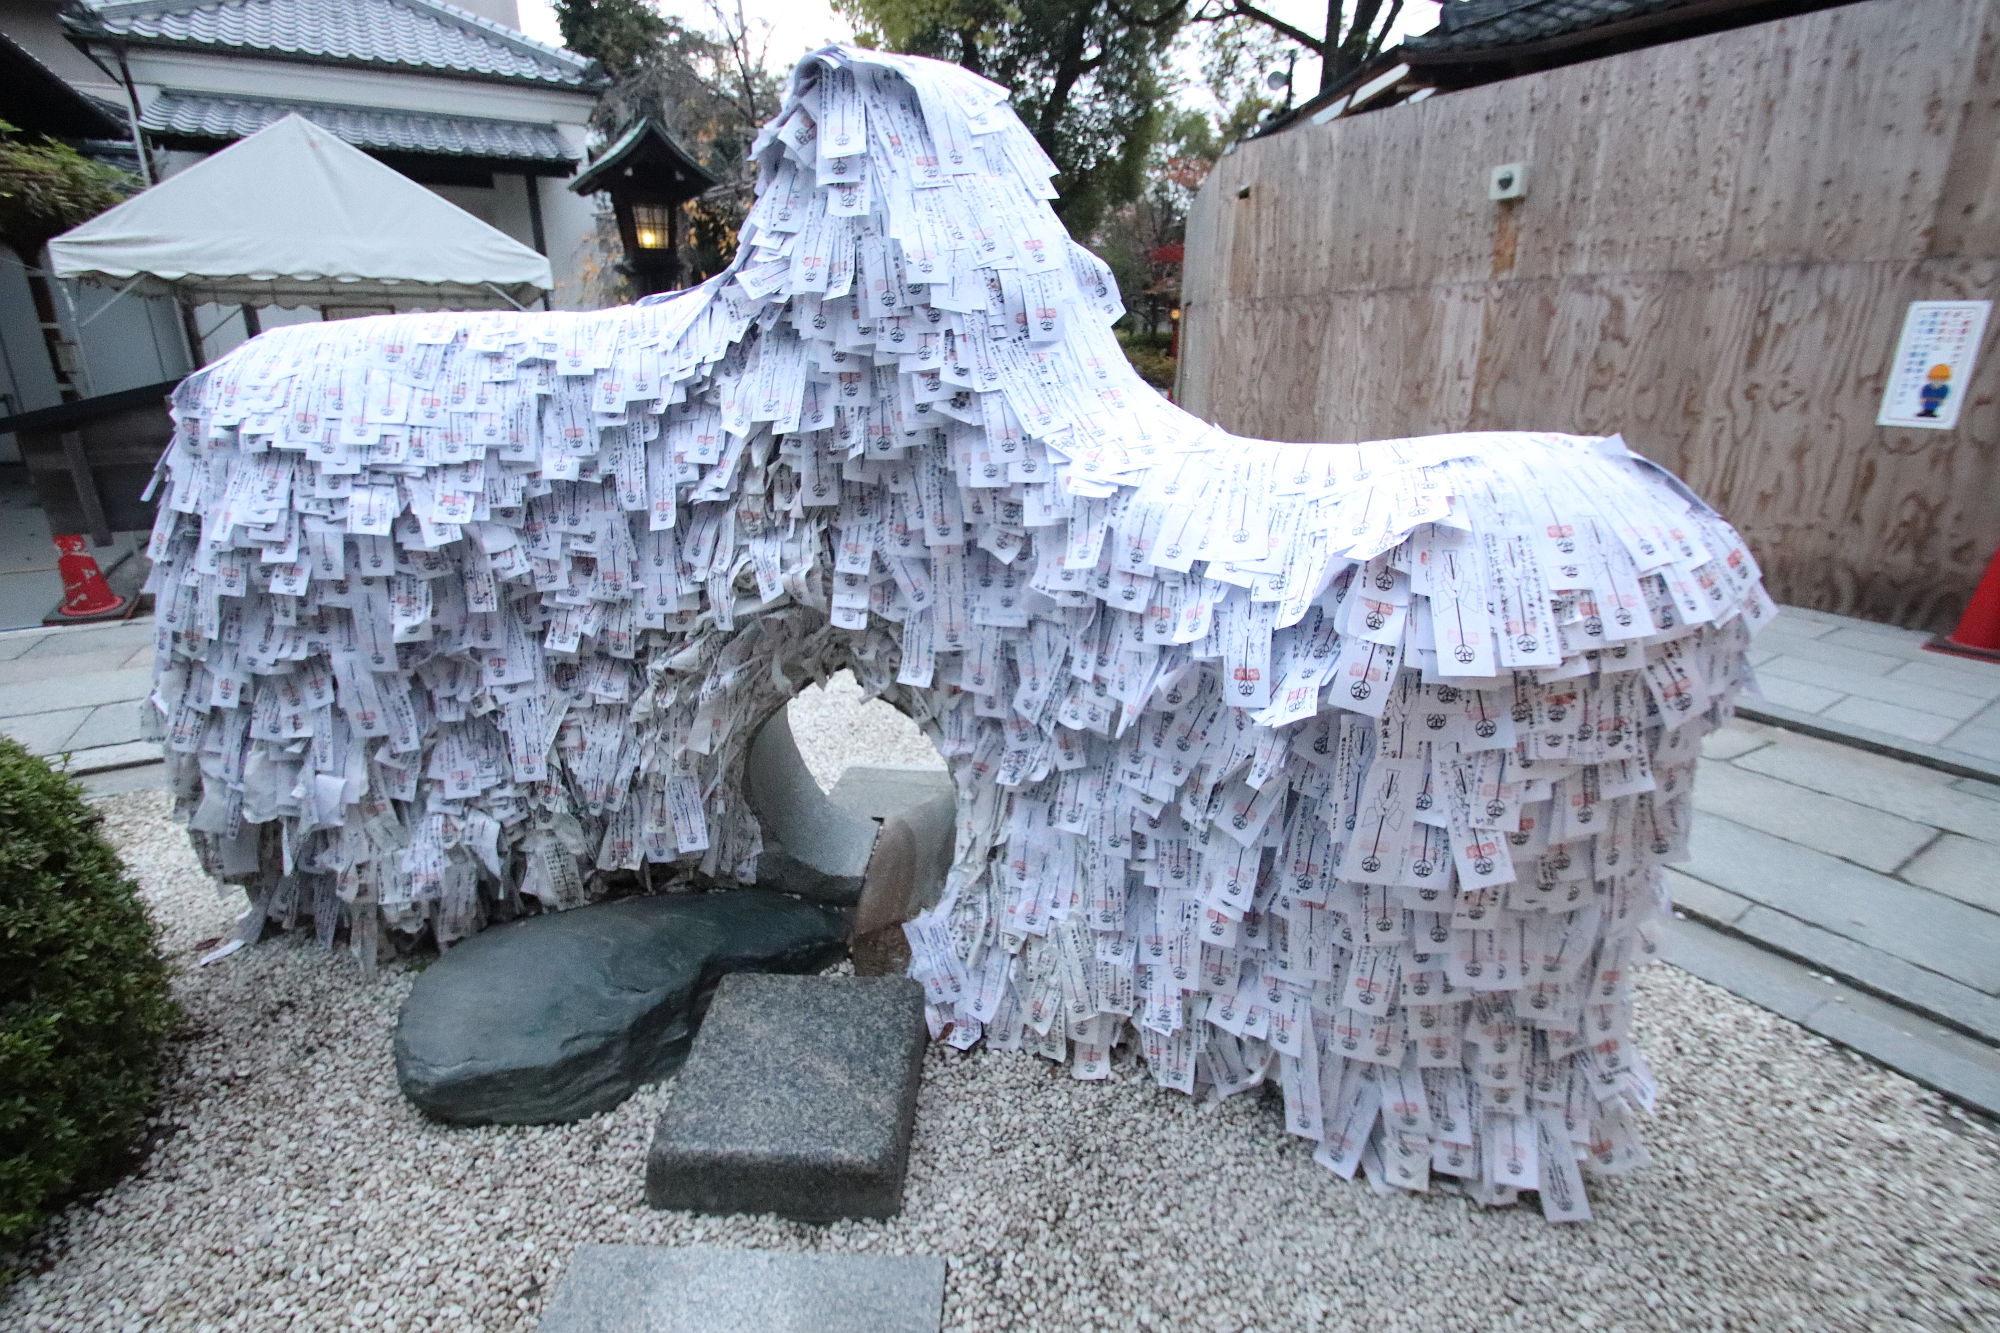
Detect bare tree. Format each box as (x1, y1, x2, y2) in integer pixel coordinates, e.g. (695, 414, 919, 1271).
(576, 1, 785, 289)
(702, 0, 776, 135)
(1193, 0, 1407, 93)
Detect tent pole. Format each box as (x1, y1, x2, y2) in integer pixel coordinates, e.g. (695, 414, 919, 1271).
(71, 275, 148, 328)
(177, 299, 204, 367)
(79, 31, 201, 380)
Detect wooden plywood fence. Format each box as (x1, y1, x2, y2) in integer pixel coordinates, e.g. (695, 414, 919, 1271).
(1178, 0, 2000, 631)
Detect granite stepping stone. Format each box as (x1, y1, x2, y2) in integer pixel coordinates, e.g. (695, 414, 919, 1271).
(538, 1244, 945, 1333)
(646, 972, 927, 1221)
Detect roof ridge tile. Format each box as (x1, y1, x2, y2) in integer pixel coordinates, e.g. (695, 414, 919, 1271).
(70, 0, 606, 89)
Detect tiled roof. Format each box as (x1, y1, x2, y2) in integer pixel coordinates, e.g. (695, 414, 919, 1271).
(71, 0, 603, 88)
(570, 119, 716, 197)
(1404, 0, 1712, 54)
(142, 89, 576, 163)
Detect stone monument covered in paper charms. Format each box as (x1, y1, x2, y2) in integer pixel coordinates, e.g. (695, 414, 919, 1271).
(143, 45, 1771, 1219)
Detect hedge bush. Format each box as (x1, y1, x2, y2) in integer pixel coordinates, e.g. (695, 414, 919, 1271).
(1115, 329, 1176, 391)
(0, 737, 178, 1269)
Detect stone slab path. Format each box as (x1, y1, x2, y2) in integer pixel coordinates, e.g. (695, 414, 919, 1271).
(1672, 718, 2000, 1113)
(647, 973, 929, 1221)
(0, 617, 157, 774)
(537, 1244, 945, 1333)
(1747, 604, 2000, 773)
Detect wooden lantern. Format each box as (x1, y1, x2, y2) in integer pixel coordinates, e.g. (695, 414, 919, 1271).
(570, 119, 718, 297)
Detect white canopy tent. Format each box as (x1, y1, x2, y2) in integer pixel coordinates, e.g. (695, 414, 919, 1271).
(48, 115, 554, 313)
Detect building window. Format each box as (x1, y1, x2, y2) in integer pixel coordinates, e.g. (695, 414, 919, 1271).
(631, 204, 672, 249)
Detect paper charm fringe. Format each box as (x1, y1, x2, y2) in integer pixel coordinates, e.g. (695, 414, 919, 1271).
(143, 45, 1773, 1219)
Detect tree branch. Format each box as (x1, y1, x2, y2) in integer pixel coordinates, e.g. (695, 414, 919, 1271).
(1102, 0, 1192, 31)
(1217, 0, 1327, 55)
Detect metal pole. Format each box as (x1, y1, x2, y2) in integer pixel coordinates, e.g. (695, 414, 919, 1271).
(113, 45, 154, 186)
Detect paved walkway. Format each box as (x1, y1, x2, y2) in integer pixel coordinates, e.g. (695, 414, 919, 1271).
(0, 608, 1993, 1112)
(1749, 604, 2000, 770)
(1667, 719, 2000, 1112)
(0, 617, 157, 773)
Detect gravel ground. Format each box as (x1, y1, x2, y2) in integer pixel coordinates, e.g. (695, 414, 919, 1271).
(785, 671, 946, 788)
(5, 694, 1999, 1332)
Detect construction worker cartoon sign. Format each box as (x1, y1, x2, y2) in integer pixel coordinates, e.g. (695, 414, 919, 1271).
(1879, 299, 1991, 429)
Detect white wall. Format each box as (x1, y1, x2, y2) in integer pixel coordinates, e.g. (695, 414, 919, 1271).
(537, 173, 606, 310)
(190, 302, 331, 363)
(431, 176, 525, 234)
(63, 279, 192, 396)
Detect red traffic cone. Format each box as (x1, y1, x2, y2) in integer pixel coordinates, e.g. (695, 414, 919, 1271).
(1928, 544, 2000, 663)
(48, 533, 134, 623)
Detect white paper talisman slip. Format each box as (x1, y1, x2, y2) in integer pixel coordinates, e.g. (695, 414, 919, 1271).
(145, 46, 1770, 1221)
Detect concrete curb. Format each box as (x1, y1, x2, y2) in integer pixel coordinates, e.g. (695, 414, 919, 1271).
(1671, 894, 2000, 1049)
(1736, 701, 2000, 787)
(1660, 916, 2000, 1121)
(61, 741, 162, 776)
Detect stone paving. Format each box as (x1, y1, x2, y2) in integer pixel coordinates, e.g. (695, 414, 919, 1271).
(0, 616, 156, 774)
(1691, 725, 2000, 983)
(538, 1245, 945, 1333)
(1668, 719, 2000, 1112)
(1749, 603, 2000, 769)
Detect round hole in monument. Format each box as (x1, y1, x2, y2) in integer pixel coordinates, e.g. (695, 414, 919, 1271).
(752, 675, 954, 977)
(782, 670, 948, 794)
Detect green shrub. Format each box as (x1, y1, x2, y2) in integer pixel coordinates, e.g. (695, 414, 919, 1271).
(1122, 342, 1177, 390)
(0, 738, 178, 1271)
(0, 119, 137, 256)
(1116, 327, 1177, 390)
